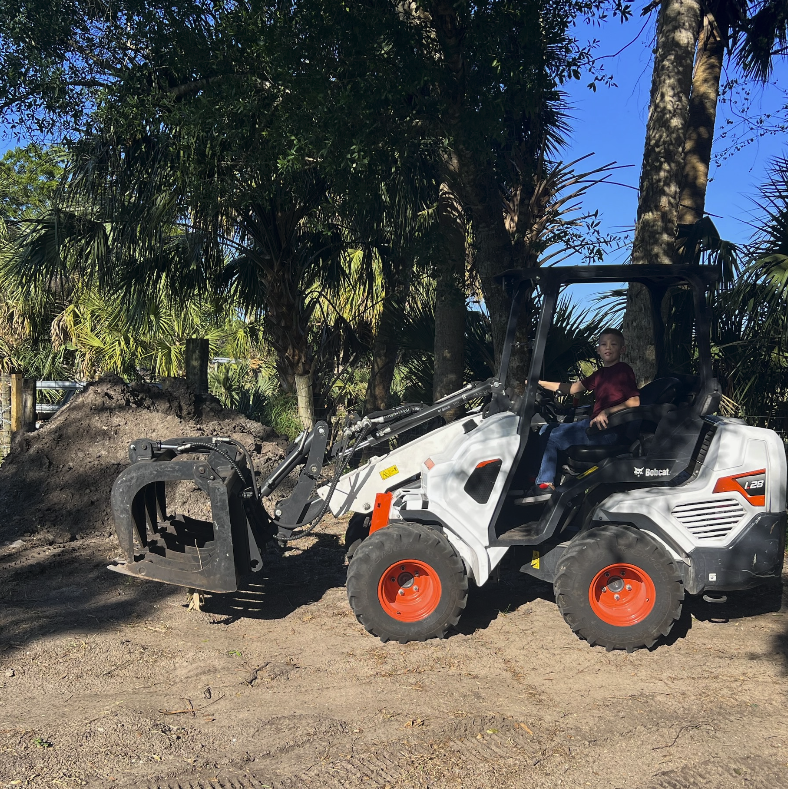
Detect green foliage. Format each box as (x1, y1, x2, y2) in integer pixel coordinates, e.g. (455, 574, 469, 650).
(395, 282, 603, 403)
(711, 156, 788, 426)
(542, 298, 609, 381)
(208, 358, 303, 439)
(260, 391, 303, 441)
(0, 144, 65, 222)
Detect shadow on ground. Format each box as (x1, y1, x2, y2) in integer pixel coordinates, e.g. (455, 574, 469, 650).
(199, 532, 349, 623)
(3, 520, 786, 664)
(0, 530, 349, 645)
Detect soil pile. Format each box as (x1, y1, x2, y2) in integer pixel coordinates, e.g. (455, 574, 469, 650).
(0, 375, 286, 546)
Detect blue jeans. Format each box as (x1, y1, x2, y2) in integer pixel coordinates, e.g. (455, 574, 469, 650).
(535, 418, 617, 486)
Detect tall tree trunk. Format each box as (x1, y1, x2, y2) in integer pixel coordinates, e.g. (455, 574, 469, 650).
(623, 0, 702, 385)
(433, 183, 467, 412)
(266, 262, 316, 429)
(294, 373, 315, 429)
(678, 10, 725, 227)
(365, 322, 398, 413)
(458, 161, 520, 381)
(429, 0, 516, 374)
(364, 254, 412, 413)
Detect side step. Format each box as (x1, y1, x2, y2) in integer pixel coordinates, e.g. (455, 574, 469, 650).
(491, 521, 545, 545)
(491, 486, 580, 546)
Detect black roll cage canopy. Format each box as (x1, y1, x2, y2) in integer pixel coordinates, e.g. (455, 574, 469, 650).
(479, 262, 721, 542)
(496, 263, 720, 428)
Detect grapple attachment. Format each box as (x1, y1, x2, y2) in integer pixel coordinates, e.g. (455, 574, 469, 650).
(109, 437, 273, 593)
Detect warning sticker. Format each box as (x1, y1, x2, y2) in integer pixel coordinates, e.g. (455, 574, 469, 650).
(379, 465, 399, 481)
(531, 550, 540, 570)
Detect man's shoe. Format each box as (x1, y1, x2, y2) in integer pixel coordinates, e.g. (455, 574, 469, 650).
(514, 483, 554, 505)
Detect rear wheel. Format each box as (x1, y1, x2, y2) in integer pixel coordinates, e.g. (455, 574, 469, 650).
(554, 524, 683, 652)
(347, 521, 468, 643)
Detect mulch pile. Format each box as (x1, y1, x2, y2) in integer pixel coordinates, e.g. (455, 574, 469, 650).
(0, 375, 286, 547)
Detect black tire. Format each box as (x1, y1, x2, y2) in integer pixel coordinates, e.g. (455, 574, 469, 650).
(344, 513, 371, 562)
(347, 521, 468, 643)
(554, 524, 684, 652)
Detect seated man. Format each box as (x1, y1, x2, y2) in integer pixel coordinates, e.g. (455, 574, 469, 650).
(524, 327, 640, 502)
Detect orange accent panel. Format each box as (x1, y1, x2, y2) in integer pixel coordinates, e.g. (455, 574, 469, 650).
(475, 458, 501, 469)
(424, 458, 435, 470)
(369, 492, 393, 534)
(713, 469, 766, 507)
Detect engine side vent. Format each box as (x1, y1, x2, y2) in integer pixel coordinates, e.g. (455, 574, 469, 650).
(671, 497, 745, 541)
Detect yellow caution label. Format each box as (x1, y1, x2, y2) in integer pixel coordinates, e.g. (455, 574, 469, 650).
(578, 465, 599, 480)
(379, 465, 399, 480)
(531, 550, 540, 570)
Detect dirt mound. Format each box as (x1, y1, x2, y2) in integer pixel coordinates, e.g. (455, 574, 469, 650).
(0, 375, 286, 546)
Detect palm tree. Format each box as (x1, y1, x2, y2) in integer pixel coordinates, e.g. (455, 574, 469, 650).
(623, 0, 703, 385)
(679, 0, 788, 228)
(433, 182, 468, 407)
(625, 0, 788, 384)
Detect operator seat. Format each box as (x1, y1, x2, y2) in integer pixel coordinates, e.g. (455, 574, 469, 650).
(562, 377, 681, 468)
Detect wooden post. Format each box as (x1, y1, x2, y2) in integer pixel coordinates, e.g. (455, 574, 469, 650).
(10, 372, 23, 433)
(10, 374, 36, 435)
(22, 378, 36, 429)
(185, 338, 209, 394)
(0, 373, 11, 459)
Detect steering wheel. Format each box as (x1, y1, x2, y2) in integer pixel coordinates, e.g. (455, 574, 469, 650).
(534, 385, 561, 423)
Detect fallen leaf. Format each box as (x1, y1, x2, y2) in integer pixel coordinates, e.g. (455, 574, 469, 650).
(518, 722, 533, 735)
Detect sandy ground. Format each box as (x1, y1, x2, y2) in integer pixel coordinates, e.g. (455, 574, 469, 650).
(1, 378, 787, 788)
(1, 517, 787, 789)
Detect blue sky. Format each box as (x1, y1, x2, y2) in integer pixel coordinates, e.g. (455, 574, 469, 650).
(562, 10, 788, 260)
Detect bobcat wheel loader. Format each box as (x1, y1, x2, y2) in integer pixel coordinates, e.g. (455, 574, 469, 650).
(109, 263, 787, 651)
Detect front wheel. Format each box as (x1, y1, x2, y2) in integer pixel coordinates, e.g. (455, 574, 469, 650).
(347, 521, 468, 643)
(554, 524, 684, 652)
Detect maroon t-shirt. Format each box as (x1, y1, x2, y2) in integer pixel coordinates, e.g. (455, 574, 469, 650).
(581, 362, 639, 418)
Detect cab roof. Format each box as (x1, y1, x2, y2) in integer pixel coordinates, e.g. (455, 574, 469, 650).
(497, 263, 719, 289)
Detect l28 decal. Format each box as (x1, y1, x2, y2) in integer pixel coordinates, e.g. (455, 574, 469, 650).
(713, 469, 766, 506)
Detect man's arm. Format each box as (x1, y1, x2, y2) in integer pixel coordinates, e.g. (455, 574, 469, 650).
(537, 379, 587, 396)
(589, 395, 641, 429)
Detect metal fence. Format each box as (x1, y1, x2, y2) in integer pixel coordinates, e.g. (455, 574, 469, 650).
(35, 380, 86, 416)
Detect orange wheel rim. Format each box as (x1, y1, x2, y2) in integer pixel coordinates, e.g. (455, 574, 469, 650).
(378, 560, 442, 622)
(589, 563, 656, 627)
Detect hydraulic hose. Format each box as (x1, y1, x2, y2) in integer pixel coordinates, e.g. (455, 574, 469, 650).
(172, 438, 257, 497)
(275, 424, 371, 542)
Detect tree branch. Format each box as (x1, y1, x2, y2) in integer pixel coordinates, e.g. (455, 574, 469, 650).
(169, 72, 274, 99)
